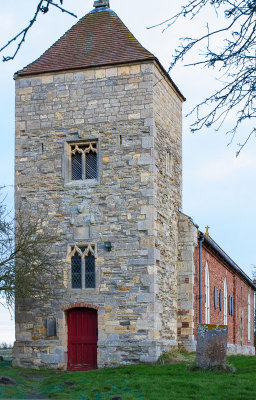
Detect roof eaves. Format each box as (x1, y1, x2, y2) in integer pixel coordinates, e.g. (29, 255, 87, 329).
(179, 210, 199, 228)
(15, 57, 186, 102)
(14, 57, 157, 79)
(200, 232, 256, 290)
(153, 58, 186, 102)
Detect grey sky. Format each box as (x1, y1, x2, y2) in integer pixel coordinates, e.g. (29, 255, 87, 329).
(0, 0, 255, 343)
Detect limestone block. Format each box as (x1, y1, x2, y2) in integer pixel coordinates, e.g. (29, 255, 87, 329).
(95, 69, 106, 79)
(125, 83, 138, 90)
(141, 64, 153, 74)
(31, 78, 42, 86)
(84, 69, 95, 79)
(64, 73, 74, 82)
(19, 79, 31, 88)
(138, 220, 154, 231)
(106, 67, 118, 77)
(74, 72, 84, 81)
(142, 136, 154, 149)
(140, 274, 154, 286)
(130, 65, 141, 75)
(42, 75, 54, 84)
(128, 113, 140, 120)
(16, 121, 26, 131)
(136, 320, 152, 330)
(141, 108, 153, 119)
(140, 205, 154, 215)
(140, 236, 155, 248)
(74, 226, 90, 239)
(118, 66, 130, 76)
(137, 293, 155, 303)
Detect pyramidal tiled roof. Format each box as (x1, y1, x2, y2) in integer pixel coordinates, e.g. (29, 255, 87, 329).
(17, 8, 156, 77)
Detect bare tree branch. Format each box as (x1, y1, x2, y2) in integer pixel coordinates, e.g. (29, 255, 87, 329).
(0, 0, 77, 62)
(148, 0, 256, 154)
(0, 189, 61, 308)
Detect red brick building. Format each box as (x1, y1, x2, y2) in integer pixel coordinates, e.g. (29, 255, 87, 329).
(178, 212, 255, 355)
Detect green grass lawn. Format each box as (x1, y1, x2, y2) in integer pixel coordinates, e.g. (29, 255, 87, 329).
(0, 355, 256, 399)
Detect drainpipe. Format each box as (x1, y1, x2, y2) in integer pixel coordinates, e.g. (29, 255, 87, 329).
(199, 234, 204, 324)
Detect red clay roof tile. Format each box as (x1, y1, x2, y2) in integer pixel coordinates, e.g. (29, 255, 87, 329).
(17, 8, 155, 76)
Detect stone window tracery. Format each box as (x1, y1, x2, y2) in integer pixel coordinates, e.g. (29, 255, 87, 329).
(70, 142, 98, 181)
(69, 245, 96, 289)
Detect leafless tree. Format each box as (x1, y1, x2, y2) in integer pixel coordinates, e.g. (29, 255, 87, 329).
(0, 342, 13, 349)
(0, 189, 60, 308)
(0, 1, 77, 62)
(149, 0, 256, 155)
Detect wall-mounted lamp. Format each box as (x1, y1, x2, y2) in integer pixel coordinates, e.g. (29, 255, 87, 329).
(104, 242, 112, 252)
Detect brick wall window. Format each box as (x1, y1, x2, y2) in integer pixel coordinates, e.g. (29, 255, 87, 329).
(229, 296, 232, 315)
(248, 290, 251, 341)
(205, 263, 210, 324)
(224, 278, 228, 325)
(70, 142, 98, 181)
(214, 286, 217, 309)
(69, 245, 96, 289)
(219, 289, 222, 311)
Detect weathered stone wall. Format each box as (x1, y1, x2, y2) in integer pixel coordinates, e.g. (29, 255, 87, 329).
(177, 213, 198, 351)
(14, 61, 183, 369)
(152, 65, 183, 353)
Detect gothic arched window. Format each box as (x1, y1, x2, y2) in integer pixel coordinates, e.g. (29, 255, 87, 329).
(219, 289, 222, 311)
(70, 142, 98, 181)
(205, 263, 210, 324)
(224, 278, 228, 325)
(248, 290, 251, 342)
(69, 245, 96, 289)
(71, 251, 82, 289)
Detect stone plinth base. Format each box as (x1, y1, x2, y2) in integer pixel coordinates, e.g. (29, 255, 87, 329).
(227, 344, 255, 356)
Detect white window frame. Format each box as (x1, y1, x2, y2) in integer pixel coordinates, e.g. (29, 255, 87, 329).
(224, 278, 228, 325)
(205, 263, 210, 324)
(248, 290, 251, 342)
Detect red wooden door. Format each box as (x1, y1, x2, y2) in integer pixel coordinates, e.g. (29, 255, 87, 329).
(68, 308, 98, 371)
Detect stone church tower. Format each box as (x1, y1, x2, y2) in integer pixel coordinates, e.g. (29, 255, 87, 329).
(13, 0, 184, 369)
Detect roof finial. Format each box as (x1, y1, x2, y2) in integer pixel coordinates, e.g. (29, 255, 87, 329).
(205, 226, 210, 237)
(94, 0, 110, 8)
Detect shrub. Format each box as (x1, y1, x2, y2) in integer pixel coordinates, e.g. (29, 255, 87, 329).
(0, 342, 13, 349)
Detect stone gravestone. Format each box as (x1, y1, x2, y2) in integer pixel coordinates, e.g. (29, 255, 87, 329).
(196, 324, 228, 369)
